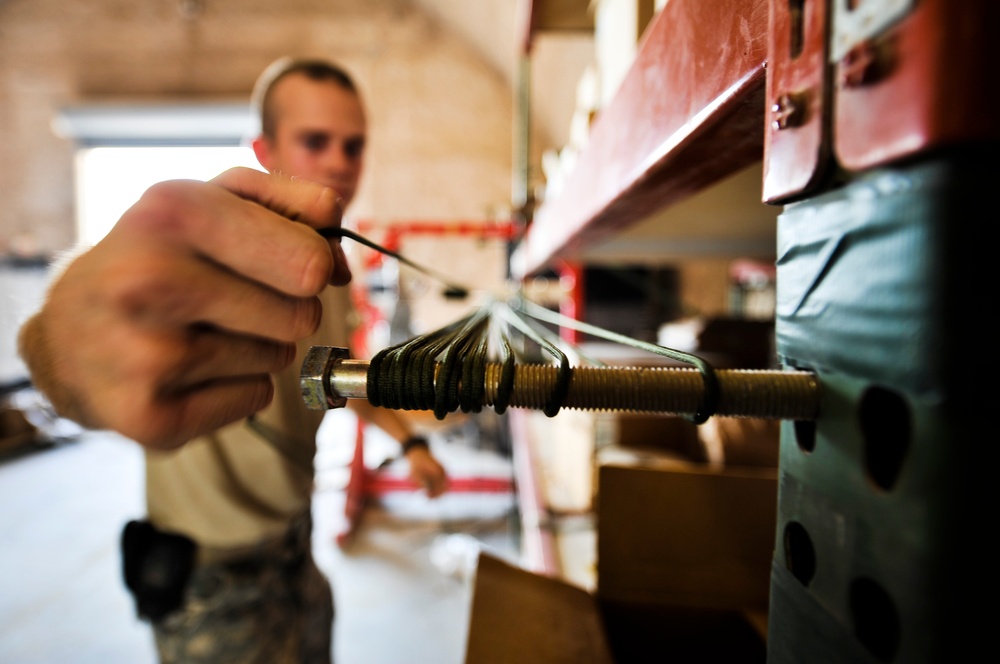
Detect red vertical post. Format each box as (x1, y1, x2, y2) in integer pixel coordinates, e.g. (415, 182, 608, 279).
(338, 416, 368, 546)
(555, 260, 584, 345)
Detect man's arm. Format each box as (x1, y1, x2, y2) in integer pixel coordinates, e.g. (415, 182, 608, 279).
(347, 399, 449, 498)
(17, 168, 352, 450)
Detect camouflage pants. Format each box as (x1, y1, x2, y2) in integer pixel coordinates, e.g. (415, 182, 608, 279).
(151, 514, 334, 664)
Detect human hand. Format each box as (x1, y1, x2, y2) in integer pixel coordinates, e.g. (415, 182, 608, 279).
(406, 446, 449, 498)
(17, 167, 352, 449)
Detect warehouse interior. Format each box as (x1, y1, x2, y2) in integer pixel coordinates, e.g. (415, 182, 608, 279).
(1, 0, 994, 663)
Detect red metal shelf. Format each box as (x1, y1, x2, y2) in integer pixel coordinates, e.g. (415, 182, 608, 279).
(512, 0, 770, 278)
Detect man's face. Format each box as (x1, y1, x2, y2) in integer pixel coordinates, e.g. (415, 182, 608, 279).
(255, 74, 367, 206)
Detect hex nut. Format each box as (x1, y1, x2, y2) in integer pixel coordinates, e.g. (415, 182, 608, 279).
(301, 346, 351, 410)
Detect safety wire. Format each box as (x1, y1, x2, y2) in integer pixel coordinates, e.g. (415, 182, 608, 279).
(508, 296, 721, 424)
(319, 226, 469, 299)
(320, 226, 721, 424)
(491, 302, 571, 417)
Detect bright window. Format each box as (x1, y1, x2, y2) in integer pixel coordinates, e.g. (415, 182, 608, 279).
(75, 146, 263, 246)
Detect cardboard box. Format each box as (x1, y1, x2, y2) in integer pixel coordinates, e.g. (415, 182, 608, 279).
(596, 462, 776, 613)
(698, 417, 780, 469)
(465, 461, 776, 663)
(526, 409, 707, 516)
(598, 412, 705, 461)
(531, 408, 600, 514)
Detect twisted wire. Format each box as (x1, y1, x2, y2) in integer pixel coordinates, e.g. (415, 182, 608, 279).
(317, 224, 726, 423)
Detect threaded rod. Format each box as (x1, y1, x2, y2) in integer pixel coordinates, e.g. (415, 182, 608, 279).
(312, 352, 819, 420)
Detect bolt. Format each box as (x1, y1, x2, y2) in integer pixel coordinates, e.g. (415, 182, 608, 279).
(301, 346, 350, 410)
(771, 91, 809, 131)
(840, 40, 894, 88)
(483, 363, 819, 420)
(303, 346, 820, 420)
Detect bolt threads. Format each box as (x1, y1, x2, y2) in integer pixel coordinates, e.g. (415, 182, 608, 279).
(482, 364, 818, 420)
(319, 351, 821, 420)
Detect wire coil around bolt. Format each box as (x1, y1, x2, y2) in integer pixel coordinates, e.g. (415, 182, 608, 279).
(316, 225, 720, 422)
(367, 298, 720, 423)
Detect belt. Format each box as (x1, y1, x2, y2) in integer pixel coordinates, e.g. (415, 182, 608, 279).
(195, 512, 312, 567)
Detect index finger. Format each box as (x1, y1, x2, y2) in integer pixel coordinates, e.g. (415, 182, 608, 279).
(211, 167, 353, 286)
(211, 167, 344, 230)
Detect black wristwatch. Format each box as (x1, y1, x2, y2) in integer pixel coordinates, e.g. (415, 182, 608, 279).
(401, 435, 429, 455)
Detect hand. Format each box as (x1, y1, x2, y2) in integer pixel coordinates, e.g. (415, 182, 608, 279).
(17, 167, 352, 449)
(406, 446, 449, 498)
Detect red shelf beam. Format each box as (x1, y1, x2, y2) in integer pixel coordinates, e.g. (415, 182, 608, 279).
(513, 0, 769, 278)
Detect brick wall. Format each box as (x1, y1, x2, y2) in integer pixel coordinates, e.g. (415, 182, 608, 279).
(0, 0, 515, 255)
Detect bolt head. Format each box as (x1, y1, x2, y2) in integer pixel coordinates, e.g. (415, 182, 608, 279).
(301, 346, 351, 410)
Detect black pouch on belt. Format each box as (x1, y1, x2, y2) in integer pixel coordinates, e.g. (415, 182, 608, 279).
(120, 519, 196, 622)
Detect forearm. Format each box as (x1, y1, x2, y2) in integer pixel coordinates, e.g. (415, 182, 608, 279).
(346, 398, 414, 443)
(346, 399, 447, 496)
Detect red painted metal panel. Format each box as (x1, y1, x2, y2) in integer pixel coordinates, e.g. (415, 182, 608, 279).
(356, 219, 518, 240)
(834, 0, 1000, 171)
(517, 0, 536, 53)
(364, 474, 514, 494)
(763, 0, 832, 203)
(337, 417, 369, 546)
(516, 0, 769, 277)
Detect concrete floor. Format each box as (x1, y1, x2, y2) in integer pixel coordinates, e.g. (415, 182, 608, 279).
(0, 409, 520, 664)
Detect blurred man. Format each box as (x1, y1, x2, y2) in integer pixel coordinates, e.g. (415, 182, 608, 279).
(20, 57, 448, 663)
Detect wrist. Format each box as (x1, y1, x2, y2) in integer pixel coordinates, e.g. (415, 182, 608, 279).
(401, 435, 429, 456)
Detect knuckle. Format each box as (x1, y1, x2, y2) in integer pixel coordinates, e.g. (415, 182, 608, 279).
(106, 259, 203, 325)
(298, 242, 335, 294)
(314, 185, 343, 221)
(288, 296, 323, 338)
(132, 181, 196, 236)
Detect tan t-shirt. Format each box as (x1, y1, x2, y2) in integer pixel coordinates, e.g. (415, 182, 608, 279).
(145, 286, 357, 550)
